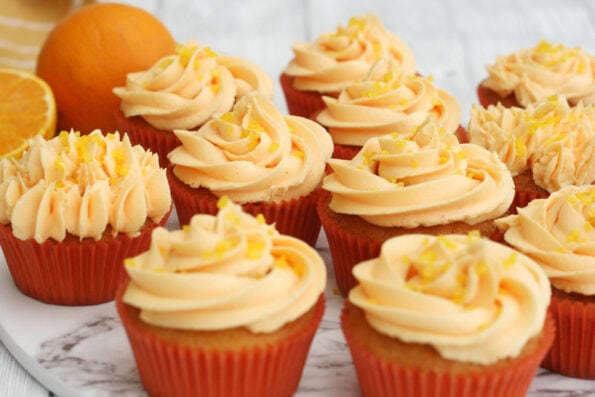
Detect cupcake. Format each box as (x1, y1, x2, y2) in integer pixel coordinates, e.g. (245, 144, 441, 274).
(116, 197, 326, 397)
(467, 95, 595, 207)
(478, 39, 595, 108)
(281, 13, 416, 118)
(167, 90, 333, 246)
(318, 119, 514, 295)
(342, 233, 554, 397)
(314, 54, 462, 159)
(113, 40, 274, 167)
(496, 185, 595, 379)
(0, 129, 172, 305)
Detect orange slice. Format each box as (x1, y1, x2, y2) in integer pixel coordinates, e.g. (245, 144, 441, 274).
(0, 68, 57, 159)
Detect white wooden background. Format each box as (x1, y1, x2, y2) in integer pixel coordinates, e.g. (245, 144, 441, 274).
(1, 0, 594, 395)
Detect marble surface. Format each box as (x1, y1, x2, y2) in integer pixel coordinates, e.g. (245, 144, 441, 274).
(1, 0, 595, 396)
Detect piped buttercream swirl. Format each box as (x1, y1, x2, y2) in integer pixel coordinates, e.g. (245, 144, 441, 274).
(496, 185, 595, 295)
(316, 54, 461, 145)
(468, 95, 595, 192)
(0, 130, 171, 242)
(284, 14, 416, 93)
(123, 198, 327, 333)
(482, 39, 595, 107)
(349, 233, 551, 364)
(113, 40, 274, 130)
(169, 91, 333, 204)
(323, 120, 514, 227)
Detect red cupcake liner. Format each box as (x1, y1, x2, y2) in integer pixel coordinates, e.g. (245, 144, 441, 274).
(341, 302, 556, 397)
(541, 292, 595, 379)
(113, 102, 181, 168)
(116, 280, 325, 397)
(280, 73, 330, 118)
(0, 211, 169, 305)
(477, 82, 521, 109)
(316, 194, 382, 297)
(168, 168, 323, 247)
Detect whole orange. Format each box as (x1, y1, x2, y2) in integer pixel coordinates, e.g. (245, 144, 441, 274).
(36, 2, 176, 134)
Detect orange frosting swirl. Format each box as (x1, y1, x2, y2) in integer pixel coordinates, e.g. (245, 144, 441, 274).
(123, 198, 326, 333)
(169, 91, 333, 204)
(0, 130, 171, 242)
(284, 14, 416, 93)
(113, 40, 274, 130)
(482, 40, 595, 107)
(323, 120, 514, 227)
(316, 54, 461, 145)
(496, 185, 595, 295)
(349, 233, 551, 364)
(468, 95, 595, 192)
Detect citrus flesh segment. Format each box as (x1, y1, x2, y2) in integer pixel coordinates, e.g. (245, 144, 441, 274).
(0, 68, 57, 159)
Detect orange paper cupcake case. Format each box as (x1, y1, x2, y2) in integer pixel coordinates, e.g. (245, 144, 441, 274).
(341, 303, 556, 397)
(0, 215, 168, 305)
(116, 282, 325, 397)
(113, 102, 181, 168)
(317, 204, 382, 297)
(541, 293, 595, 379)
(279, 73, 328, 118)
(168, 169, 323, 246)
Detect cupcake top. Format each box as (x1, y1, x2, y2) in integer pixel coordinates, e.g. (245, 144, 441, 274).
(283, 13, 416, 94)
(169, 91, 333, 204)
(0, 130, 171, 243)
(122, 197, 327, 333)
(316, 54, 461, 146)
(349, 232, 551, 365)
(468, 95, 595, 193)
(113, 40, 274, 131)
(323, 120, 514, 228)
(481, 39, 595, 107)
(496, 185, 595, 295)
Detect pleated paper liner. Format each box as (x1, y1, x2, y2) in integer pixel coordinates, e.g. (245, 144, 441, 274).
(0, 209, 170, 306)
(341, 301, 555, 397)
(317, 200, 383, 297)
(279, 72, 335, 118)
(477, 81, 521, 109)
(167, 167, 323, 247)
(116, 279, 325, 397)
(317, 190, 510, 297)
(113, 102, 181, 168)
(541, 288, 595, 379)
